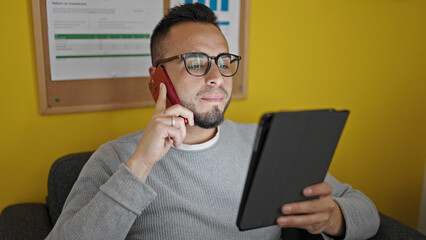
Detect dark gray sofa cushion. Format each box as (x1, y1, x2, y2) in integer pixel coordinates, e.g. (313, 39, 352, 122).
(0, 203, 52, 240)
(372, 213, 426, 240)
(46, 151, 93, 225)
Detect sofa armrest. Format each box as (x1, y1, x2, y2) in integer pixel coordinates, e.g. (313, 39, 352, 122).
(369, 212, 425, 240)
(0, 203, 52, 240)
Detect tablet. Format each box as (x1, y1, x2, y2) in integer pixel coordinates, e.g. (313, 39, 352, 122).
(236, 109, 349, 231)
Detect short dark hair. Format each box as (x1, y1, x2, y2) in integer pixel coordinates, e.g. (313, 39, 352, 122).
(150, 3, 221, 65)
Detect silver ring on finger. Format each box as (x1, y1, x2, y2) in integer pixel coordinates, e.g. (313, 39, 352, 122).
(171, 116, 175, 127)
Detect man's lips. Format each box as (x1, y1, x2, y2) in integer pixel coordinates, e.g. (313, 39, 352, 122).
(201, 94, 224, 102)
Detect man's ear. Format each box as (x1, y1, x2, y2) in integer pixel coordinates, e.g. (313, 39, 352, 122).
(148, 66, 156, 79)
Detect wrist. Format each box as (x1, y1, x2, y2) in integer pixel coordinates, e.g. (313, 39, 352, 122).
(325, 202, 346, 237)
(126, 156, 153, 181)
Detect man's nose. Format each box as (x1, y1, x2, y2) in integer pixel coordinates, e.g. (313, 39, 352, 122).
(205, 63, 224, 87)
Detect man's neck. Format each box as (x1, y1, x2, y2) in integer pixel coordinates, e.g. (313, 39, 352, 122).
(183, 125, 218, 145)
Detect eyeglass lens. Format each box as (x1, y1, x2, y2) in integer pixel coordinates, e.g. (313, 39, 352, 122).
(184, 53, 239, 77)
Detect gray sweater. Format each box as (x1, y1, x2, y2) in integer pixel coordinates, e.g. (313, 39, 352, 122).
(46, 120, 379, 240)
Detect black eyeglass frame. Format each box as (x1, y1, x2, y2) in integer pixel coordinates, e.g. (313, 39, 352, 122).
(155, 52, 242, 77)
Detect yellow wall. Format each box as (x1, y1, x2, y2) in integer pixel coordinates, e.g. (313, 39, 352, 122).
(1, 0, 425, 229)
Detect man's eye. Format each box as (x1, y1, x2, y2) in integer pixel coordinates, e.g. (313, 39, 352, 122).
(218, 64, 230, 69)
(218, 58, 230, 69)
(188, 62, 202, 69)
(187, 58, 207, 69)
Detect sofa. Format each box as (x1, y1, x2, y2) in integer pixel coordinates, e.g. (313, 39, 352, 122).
(0, 152, 425, 240)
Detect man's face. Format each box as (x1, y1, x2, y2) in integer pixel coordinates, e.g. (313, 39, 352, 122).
(153, 22, 232, 129)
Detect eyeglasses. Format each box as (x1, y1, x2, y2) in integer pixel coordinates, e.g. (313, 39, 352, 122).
(155, 52, 242, 77)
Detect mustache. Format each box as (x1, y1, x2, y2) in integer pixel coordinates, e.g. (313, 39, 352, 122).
(195, 86, 229, 100)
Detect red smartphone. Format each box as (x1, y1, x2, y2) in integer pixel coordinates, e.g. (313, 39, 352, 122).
(149, 65, 182, 108)
(149, 65, 188, 125)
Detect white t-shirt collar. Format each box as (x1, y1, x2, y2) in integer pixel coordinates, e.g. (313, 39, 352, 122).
(174, 126, 220, 151)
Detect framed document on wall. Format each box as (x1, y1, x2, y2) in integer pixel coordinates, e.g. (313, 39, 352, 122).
(32, 0, 250, 114)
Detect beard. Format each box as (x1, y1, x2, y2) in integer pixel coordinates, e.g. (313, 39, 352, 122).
(181, 87, 231, 129)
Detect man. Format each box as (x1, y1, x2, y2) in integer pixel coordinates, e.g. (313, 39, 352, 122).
(47, 3, 379, 239)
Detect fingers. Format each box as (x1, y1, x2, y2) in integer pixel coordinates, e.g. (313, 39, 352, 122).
(277, 212, 331, 234)
(154, 83, 194, 126)
(303, 182, 333, 198)
(281, 196, 336, 215)
(154, 83, 167, 114)
(153, 114, 187, 147)
(281, 182, 333, 215)
(277, 199, 342, 235)
(276, 182, 344, 236)
(163, 105, 194, 127)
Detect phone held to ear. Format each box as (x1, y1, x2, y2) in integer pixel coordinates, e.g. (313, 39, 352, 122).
(149, 65, 188, 125)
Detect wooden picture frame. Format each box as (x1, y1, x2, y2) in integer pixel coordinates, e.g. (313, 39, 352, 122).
(32, 0, 250, 114)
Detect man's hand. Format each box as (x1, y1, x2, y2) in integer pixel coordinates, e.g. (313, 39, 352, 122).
(126, 83, 194, 181)
(276, 182, 345, 237)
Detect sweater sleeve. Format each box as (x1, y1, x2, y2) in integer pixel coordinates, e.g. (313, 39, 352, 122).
(45, 143, 157, 240)
(321, 174, 380, 240)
